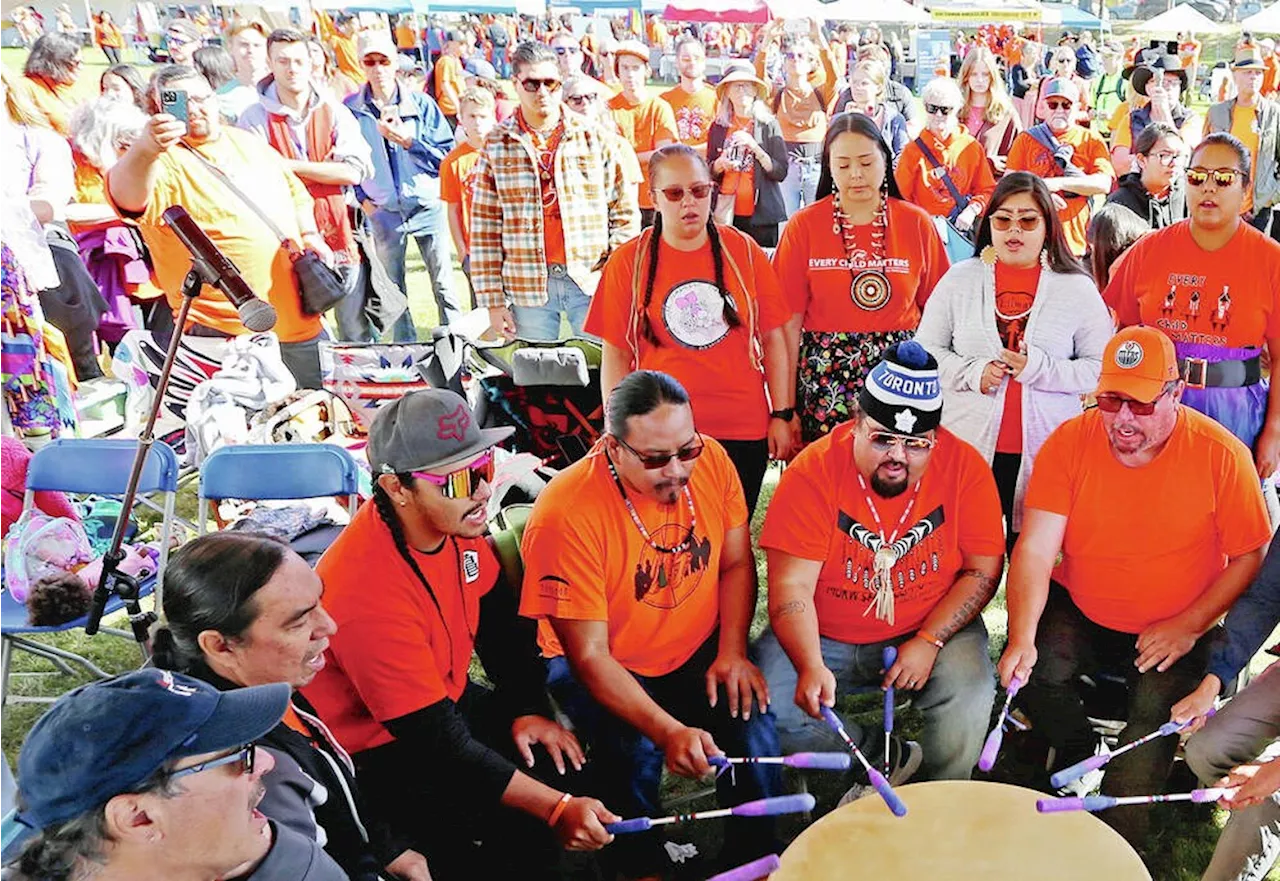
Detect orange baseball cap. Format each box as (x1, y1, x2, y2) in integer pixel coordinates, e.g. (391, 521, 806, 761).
(1095, 327, 1178, 403)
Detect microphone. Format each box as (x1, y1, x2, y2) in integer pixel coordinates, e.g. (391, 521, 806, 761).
(162, 205, 277, 332)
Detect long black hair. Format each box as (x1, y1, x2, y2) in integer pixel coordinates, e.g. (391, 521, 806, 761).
(972, 172, 1089, 276)
(640, 144, 738, 346)
(815, 112, 903, 203)
(1087, 203, 1150, 289)
(150, 532, 290, 673)
(101, 63, 147, 111)
(605, 370, 691, 440)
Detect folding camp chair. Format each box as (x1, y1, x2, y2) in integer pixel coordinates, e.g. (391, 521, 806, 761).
(0, 439, 180, 705)
(197, 444, 361, 537)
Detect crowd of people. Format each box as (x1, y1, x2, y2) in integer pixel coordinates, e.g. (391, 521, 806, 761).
(3, 8, 1280, 881)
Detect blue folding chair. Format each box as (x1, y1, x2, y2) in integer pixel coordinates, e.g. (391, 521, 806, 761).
(1, 439, 180, 706)
(197, 444, 361, 536)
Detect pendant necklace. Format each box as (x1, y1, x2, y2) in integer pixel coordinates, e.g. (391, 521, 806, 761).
(833, 197, 892, 312)
(856, 471, 922, 625)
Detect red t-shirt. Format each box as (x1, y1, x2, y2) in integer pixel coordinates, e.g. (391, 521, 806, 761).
(759, 424, 1005, 643)
(994, 262, 1041, 454)
(303, 502, 497, 754)
(773, 196, 950, 333)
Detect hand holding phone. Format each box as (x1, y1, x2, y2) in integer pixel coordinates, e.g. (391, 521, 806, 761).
(160, 88, 189, 123)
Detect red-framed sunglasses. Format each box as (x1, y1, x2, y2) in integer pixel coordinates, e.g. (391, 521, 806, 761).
(412, 451, 495, 499)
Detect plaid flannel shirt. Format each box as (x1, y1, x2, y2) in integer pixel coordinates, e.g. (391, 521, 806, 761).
(470, 111, 640, 309)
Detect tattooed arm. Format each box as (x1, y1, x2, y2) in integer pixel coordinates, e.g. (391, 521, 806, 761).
(766, 549, 830, 718)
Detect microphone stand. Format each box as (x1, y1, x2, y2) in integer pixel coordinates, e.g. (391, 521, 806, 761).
(85, 260, 214, 646)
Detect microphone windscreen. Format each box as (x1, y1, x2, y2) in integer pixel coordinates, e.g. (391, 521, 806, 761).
(238, 298, 278, 333)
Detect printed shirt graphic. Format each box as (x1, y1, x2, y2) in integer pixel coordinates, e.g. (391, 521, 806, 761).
(519, 439, 748, 676)
(994, 261, 1041, 454)
(760, 424, 1004, 643)
(773, 196, 950, 333)
(586, 227, 790, 440)
(1104, 219, 1280, 351)
(660, 84, 719, 147)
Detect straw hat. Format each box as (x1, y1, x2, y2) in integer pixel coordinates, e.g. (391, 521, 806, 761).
(716, 62, 769, 102)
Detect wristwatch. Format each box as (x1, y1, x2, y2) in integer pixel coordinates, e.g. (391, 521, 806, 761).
(770, 408, 795, 421)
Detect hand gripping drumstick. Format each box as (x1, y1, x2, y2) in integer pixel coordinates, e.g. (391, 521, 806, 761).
(883, 645, 897, 777)
(604, 794, 816, 834)
(819, 705, 908, 817)
(1048, 710, 1215, 789)
(708, 753, 852, 773)
(977, 675, 1024, 773)
(706, 854, 782, 881)
(1037, 788, 1238, 813)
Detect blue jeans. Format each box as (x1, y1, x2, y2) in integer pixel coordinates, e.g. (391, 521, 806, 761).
(510, 264, 594, 341)
(755, 617, 995, 781)
(546, 636, 781, 875)
(332, 260, 374, 343)
(368, 205, 461, 338)
(780, 151, 821, 217)
(493, 45, 510, 79)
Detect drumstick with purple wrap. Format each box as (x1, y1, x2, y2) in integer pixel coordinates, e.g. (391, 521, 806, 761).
(1049, 711, 1215, 789)
(1038, 787, 1238, 813)
(707, 854, 781, 881)
(978, 675, 1024, 773)
(709, 752, 852, 783)
(883, 645, 897, 777)
(819, 705, 908, 817)
(604, 794, 816, 834)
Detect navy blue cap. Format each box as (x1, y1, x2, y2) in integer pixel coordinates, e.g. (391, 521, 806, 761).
(17, 670, 290, 830)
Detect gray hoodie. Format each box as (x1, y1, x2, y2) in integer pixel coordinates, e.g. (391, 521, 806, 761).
(241, 820, 349, 881)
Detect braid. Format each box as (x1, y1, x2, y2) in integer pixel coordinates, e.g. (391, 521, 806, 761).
(639, 215, 663, 346)
(706, 219, 740, 328)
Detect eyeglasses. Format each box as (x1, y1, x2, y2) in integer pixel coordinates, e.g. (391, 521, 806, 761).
(1045, 98, 1073, 110)
(363, 55, 393, 67)
(553, 45, 581, 55)
(518, 77, 562, 93)
(1186, 167, 1246, 187)
(615, 433, 705, 469)
(924, 103, 956, 116)
(866, 431, 936, 455)
(168, 744, 256, 782)
(565, 92, 598, 107)
(1144, 150, 1182, 165)
(990, 213, 1043, 232)
(412, 450, 495, 500)
(1094, 390, 1169, 416)
(657, 182, 714, 202)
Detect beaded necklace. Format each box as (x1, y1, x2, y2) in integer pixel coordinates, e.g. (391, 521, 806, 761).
(516, 108, 565, 210)
(855, 470, 923, 625)
(832, 195, 892, 312)
(605, 451, 697, 554)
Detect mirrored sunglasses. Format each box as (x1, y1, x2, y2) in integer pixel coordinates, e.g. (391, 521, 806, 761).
(867, 431, 935, 454)
(1185, 167, 1245, 188)
(412, 451, 495, 499)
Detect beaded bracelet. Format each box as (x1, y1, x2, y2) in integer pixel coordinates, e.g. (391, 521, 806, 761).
(547, 792, 572, 827)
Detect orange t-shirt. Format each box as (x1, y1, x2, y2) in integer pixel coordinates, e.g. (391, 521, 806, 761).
(895, 129, 997, 219)
(107, 128, 322, 343)
(773, 196, 950, 333)
(519, 438, 748, 677)
(774, 86, 829, 144)
(760, 424, 1006, 643)
(440, 141, 483, 254)
(1264, 56, 1280, 98)
(1026, 408, 1270, 634)
(585, 226, 791, 440)
(395, 22, 417, 50)
(434, 54, 466, 116)
(1103, 220, 1280, 350)
(14, 75, 75, 136)
(95, 22, 124, 48)
(304, 501, 498, 754)
(995, 262, 1040, 454)
(1006, 125, 1113, 257)
(719, 119, 757, 218)
(608, 94, 679, 210)
(659, 84, 719, 148)
(1230, 105, 1261, 215)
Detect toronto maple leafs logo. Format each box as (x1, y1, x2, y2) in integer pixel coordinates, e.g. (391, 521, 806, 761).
(436, 404, 472, 441)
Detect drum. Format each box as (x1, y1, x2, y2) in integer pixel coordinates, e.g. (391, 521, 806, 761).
(772, 780, 1151, 880)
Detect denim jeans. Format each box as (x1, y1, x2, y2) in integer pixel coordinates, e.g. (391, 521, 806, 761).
(779, 151, 821, 217)
(1018, 583, 1210, 847)
(756, 617, 995, 781)
(368, 205, 461, 336)
(1185, 662, 1280, 881)
(546, 636, 781, 875)
(493, 45, 510, 79)
(331, 260, 374, 343)
(510, 264, 594, 341)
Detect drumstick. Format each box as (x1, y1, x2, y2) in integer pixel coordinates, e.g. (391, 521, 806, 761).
(883, 645, 897, 777)
(978, 675, 1024, 773)
(708, 753, 853, 771)
(1048, 710, 1215, 789)
(604, 794, 816, 834)
(1037, 788, 1237, 813)
(706, 854, 781, 881)
(819, 705, 908, 817)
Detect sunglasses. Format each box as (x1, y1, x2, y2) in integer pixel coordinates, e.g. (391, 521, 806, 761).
(1045, 99, 1073, 110)
(1186, 167, 1245, 187)
(168, 744, 256, 782)
(657, 182, 714, 202)
(412, 450, 495, 500)
(565, 92, 598, 107)
(553, 45, 581, 55)
(363, 55, 393, 67)
(990, 214, 1043, 232)
(924, 103, 956, 116)
(867, 431, 935, 455)
(615, 434, 705, 469)
(1094, 391, 1168, 416)
(519, 77, 562, 93)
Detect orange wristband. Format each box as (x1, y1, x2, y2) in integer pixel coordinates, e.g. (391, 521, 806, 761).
(546, 793, 572, 827)
(917, 630, 945, 650)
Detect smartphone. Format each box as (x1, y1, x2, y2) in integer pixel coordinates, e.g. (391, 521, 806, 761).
(160, 88, 189, 122)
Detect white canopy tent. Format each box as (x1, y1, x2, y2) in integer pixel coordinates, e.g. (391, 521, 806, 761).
(815, 0, 929, 24)
(1240, 2, 1280, 31)
(1139, 3, 1232, 35)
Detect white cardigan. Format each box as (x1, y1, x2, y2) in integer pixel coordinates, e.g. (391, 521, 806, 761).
(914, 257, 1114, 530)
